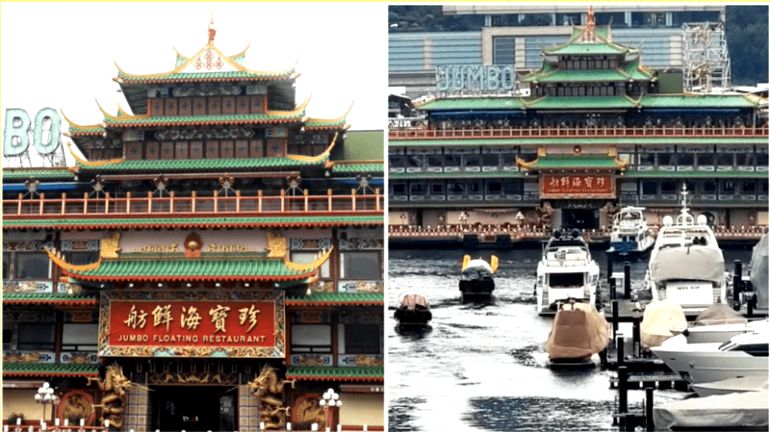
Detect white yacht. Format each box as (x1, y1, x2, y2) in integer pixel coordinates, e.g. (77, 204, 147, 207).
(651, 328, 768, 385)
(644, 186, 728, 316)
(609, 206, 654, 254)
(536, 229, 600, 315)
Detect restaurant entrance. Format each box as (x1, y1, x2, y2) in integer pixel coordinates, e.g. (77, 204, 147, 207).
(150, 386, 236, 432)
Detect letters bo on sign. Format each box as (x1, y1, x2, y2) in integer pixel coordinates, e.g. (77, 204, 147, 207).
(3, 108, 62, 156)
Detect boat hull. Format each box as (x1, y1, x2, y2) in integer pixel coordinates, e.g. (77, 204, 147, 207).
(394, 308, 432, 327)
(459, 279, 494, 296)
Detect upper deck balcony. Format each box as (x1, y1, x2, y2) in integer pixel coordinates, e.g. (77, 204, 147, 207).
(388, 125, 770, 141)
(3, 189, 383, 220)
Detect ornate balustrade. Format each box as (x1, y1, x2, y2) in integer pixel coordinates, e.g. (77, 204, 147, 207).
(3, 189, 383, 218)
(388, 125, 770, 140)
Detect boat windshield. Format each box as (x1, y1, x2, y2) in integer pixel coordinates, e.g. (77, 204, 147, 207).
(549, 272, 584, 288)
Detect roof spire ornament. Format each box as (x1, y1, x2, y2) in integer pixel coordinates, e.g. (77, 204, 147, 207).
(580, 5, 597, 43)
(208, 8, 216, 43)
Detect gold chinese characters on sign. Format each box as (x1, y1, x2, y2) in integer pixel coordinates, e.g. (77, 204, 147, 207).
(540, 174, 615, 199)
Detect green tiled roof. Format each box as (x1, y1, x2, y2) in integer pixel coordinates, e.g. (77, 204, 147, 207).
(388, 137, 768, 147)
(332, 163, 384, 174)
(2, 168, 75, 180)
(417, 94, 762, 112)
(526, 155, 624, 170)
(118, 70, 295, 82)
(63, 258, 317, 281)
(624, 169, 768, 178)
(68, 124, 105, 134)
(543, 41, 630, 56)
(104, 112, 304, 127)
(418, 98, 526, 111)
(306, 119, 347, 129)
(530, 96, 637, 109)
(3, 292, 98, 304)
(2, 216, 384, 230)
(286, 366, 383, 381)
(389, 170, 524, 179)
(523, 60, 653, 83)
(3, 363, 99, 377)
(75, 156, 327, 171)
(639, 94, 760, 108)
(286, 292, 384, 306)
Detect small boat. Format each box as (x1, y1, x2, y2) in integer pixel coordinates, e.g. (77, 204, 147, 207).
(651, 327, 768, 385)
(459, 255, 497, 299)
(680, 303, 750, 344)
(749, 232, 768, 311)
(609, 206, 654, 254)
(394, 292, 432, 328)
(640, 299, 687, 348)
(545, 299, 610, 368)
(644, 186, 728, 316)
(536, 228, 600, 315)
(691, 376, 769, 397)
(653, 389, 768, 431)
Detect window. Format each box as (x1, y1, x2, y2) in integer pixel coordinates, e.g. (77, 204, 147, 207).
(717, 153, 734, 166)
(64, 252, 99, 265)
(291, 324, 331, 354)
(340, 252, 380, 280)
(291, 252, 330, 279)
(18, 324, 55, 351)
(660, 181, 677, 194)
(493, 37, 515, 66)
(641, 181, 657, 195)
(2, 254, 9, 280)
(342, 324, 380, 355)
(2, 326, 12, 351)
(16, 253, 50, 279)
(62, 324, 98, 352)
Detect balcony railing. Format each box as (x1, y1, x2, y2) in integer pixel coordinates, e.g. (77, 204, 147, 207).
(3, 189, 383, 218)
(388, 125, 770, 140)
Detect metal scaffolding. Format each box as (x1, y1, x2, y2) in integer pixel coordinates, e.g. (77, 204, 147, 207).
(682, 22, 731, 93)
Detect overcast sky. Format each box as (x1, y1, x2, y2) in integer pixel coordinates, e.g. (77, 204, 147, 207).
(1, 2, 387, 165)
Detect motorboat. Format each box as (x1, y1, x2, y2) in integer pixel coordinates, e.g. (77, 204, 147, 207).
(651, 328, 768, 386)
(609, 206, 654, 254)
(545, 299, 610, 368)
(680, 303, 750, 344)
(653, 389, 768, 431)
(644, 186, 728, 316)
(691, 376, 769, 397)
(394, 291, 432, 328)
(536, 228, 600, 315)
(459, 255, 497, 300)
(749, 232, 768, 311)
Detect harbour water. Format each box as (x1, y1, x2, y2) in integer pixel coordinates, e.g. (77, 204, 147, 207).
(387, 246, 754, 432)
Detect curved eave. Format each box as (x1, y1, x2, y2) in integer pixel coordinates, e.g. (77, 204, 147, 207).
(61, 267, 318, 282)
(285, 299, 384, 307)
(285, 293, 384, 307)
(2, 216, 385, 231)
(2, 299, 98, 307)
(103, 113, 305, 128)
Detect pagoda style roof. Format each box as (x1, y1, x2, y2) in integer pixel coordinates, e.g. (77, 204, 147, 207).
(61, 110, 105, 136)
(285, 292, 384, 307)
(2, 292, 98, 306)
(46, 247, 332, 283)
(330, 161, 384, 174)
(97, 97, 309, 129)
(3, 363, 99, 378)
(522, 59, 654, 83)
(4, 216, 384, 231)
(389, 171, 525, 180)
(305, 103, 353, 131)
(623, 169, 768, 179)
(416, 93, 762, 112)
(517, 155, 629, 171)
(2, 167, 76, 181)
(542, 6, 637, 58)
(68, 131, 337, 172)
(286, 366, 383, 382)
(113, 41, 298, 85)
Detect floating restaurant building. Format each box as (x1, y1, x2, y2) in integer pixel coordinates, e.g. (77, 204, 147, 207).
(388, 9, 768, 245)
(2, 20, 384, 432)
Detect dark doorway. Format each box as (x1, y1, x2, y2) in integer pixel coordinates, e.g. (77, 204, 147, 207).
(562, 209, 598, 229)
(150, 386, 236, 432)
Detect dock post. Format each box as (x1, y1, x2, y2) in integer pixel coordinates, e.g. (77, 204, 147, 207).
(610, 277, 616, 302)
(607, 253, 614, 284)
(733, 260, 742, 310)
(645, 387, 654, 432)
(612, 300, 619, 345)
(624, 261, 631, 299)
(617, 335, 625, 368)
(632, 316, 641, 358)
(618, 365, 628, 429)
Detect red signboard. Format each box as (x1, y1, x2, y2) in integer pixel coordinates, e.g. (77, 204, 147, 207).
(100, 291, 285, 358)
(540, 174, 615, 199)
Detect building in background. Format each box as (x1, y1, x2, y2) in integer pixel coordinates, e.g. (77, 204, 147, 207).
(388, 7, 767, 247)
(389, 5, 727, 98)
(3, 19, 384, 432)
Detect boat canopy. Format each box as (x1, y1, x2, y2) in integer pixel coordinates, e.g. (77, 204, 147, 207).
(750, 233, 768, 309)
(650, 246, 725, 285)
(694, 303, 748, 327)
(398, 292, 429, 310)
(545, 302, 610, 360)
(653, 390, 768, 431)
(641, 299, 687, 348)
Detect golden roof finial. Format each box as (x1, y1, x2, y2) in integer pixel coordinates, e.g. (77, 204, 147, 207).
(208, 7, 216, 43)
(587, 5, 595, 29)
